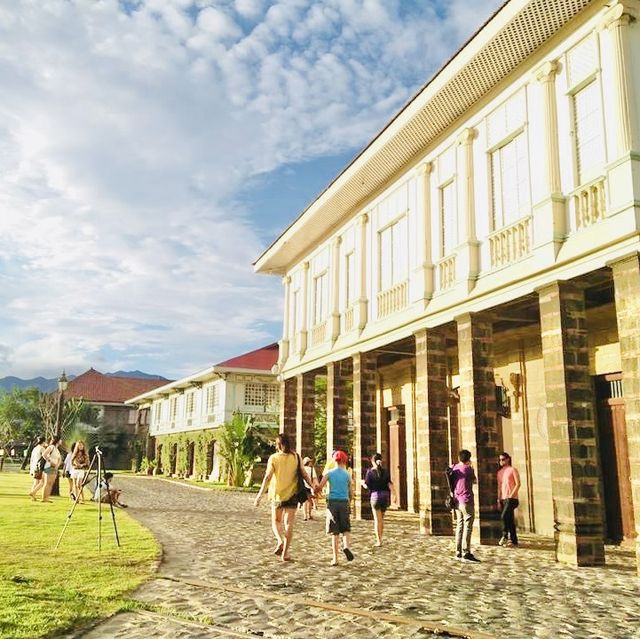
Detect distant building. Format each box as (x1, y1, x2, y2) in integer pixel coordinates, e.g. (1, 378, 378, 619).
(65, 368, 168, 467)
(126, 343, 279, 480)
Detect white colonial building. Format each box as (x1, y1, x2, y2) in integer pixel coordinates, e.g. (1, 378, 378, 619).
(256, 0, 640, 571)
(126, 344, 279, 480)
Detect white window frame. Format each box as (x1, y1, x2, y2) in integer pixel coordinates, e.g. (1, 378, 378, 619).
(344, 251, 355, 309)
(206, 385, 218, 414)
(489, 128, 531, 230)
(378, 215, 408, 292)
(313, 270, 328, 326)
(570, 75, 606, 187)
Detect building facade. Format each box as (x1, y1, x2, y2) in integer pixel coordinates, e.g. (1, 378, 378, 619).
(65, 368, 168, 468)
(255, 0, 640, 570)
(126, 344, 279, 481)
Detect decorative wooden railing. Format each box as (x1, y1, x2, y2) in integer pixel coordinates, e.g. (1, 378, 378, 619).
(574, 178, 605, 230)
(343, 305, 354, 332)
(311, 321, 327, 346)
(377, 280, 408, 319)
(437, 255, 456, 290)
(489, 215, 532, 268)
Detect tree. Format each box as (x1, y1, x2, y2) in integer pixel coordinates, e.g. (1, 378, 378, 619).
(218, 413, 271, 487)
(0, 387, 44, 447)
(314, 375, 327, 467)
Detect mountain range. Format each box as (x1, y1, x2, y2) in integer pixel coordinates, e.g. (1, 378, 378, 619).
(0, 371, 168, 393)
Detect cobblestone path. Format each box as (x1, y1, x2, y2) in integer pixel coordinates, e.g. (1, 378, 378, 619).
(74, 477, 639, 639)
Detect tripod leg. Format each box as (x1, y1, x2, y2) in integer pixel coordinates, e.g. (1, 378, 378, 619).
(104, 479, 121, 548)
(54, 453, 98, 550)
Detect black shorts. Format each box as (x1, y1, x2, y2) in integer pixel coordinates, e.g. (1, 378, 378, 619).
(326, 500, 351, 535)
(276, 494, 298, 509)
(63, 471, 71, 479)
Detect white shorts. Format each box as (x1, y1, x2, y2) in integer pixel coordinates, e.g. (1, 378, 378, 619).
(72, 469, 87, 481)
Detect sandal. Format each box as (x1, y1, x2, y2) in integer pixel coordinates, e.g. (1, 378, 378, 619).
(273, 543, 284, 556)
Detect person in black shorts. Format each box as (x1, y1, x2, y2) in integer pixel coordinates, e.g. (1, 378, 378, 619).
(362, 453, 395, 546)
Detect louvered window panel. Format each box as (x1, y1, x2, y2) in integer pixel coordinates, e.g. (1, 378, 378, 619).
(491, 131, 531, 229)
(573, 80, 605, 185)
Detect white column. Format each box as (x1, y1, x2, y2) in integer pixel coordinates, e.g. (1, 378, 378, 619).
(330, 236, 341, 342)
(535, 61, 562, 196)
(532, 59, 565, 258)
(601, 1, 640, 159)
(357, 213, 369, 331)
(413, 162, 434, 306)
(298, 261, 309, 356)
(280, 275, 291, 362)
(456, 128, 479, 292)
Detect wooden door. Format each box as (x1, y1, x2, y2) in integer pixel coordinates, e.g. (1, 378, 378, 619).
(388, 406, 407, 510)
(595, 374, 636, 542)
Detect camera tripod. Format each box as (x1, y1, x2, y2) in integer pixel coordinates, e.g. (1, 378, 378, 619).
(54, 447, 120, 551)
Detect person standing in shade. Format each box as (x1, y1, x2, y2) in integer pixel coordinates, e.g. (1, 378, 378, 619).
(301, 457, 318, 521)
(451, 449, 479, 562)
(497, 452, 521, 547)
(62, 442, 77, 501)
(254, 433, 315, 562)
(41, 436, 62, 503)
(362, 453, 394, 547)
(28, 436, 46, 500)
(315, 450, 354, 566)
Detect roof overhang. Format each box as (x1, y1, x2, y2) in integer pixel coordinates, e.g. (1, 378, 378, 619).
(254, 0, 594, 275)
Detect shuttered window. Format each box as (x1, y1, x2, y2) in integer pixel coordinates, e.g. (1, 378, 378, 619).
(573, 80, 605, 185)
(491, 131, 530, 229)
(379, 216, 408, 291)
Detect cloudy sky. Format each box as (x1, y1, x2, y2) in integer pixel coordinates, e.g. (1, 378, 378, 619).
(0, 0, 503, 380)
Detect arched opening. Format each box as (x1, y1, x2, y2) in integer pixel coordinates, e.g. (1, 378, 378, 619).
(170, 443, 177, 476)
(206, 440, 215, 480)
(186, 441, 195, 478)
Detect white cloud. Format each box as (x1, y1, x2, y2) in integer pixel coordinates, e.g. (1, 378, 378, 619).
(0, 0, 503, 379)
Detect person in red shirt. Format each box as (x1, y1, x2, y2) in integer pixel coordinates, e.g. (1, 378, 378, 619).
(497, 452, 521, 547)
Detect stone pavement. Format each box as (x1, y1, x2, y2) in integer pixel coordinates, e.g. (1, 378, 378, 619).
(72, 477, 640, 639)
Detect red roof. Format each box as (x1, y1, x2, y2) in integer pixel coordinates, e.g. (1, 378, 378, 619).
(65, 369, 168, 404)
(215, 343, 278, 371)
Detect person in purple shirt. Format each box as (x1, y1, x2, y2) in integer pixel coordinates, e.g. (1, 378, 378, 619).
(450, 449, 480, 563)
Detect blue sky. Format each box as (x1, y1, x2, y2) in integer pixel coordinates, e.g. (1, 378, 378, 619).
(0, 0, 503, 379)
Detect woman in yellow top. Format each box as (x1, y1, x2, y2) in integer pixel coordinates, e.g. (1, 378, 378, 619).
(254, 433, 315, 562)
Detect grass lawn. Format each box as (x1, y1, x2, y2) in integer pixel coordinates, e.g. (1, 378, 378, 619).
(0, 472, 160, 639)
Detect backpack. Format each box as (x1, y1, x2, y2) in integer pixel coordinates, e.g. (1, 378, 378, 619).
(444, 466, 458, 510)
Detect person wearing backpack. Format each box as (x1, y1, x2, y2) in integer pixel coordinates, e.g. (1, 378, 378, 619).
(450, 449, 480, 563)
(362, 453, 395, 547)
(28, 436, 46, 501)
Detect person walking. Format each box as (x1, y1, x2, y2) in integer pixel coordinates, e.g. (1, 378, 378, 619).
(497, 452, 521, 547)
(450, 449, 479, 562)
(301, 457, 318, 521)
(315, 450, 354, 566)
(254, 433, 314, 562)
(41, 436, 62, 503)
(28, 436, 46, 500)
(72, 441, 90, 504)
(63, 442, 77, 501)
(362, 453, 394, 546)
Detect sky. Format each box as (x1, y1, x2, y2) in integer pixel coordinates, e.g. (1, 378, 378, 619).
(0, 0, 504, 380)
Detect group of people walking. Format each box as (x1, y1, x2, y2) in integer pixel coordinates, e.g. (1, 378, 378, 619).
(448, 449, 521, 562)
(255, 433, 520, 566)
(28, 437, 91, 503)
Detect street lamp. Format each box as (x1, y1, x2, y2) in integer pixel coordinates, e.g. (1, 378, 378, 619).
(54, 371, 68, 439)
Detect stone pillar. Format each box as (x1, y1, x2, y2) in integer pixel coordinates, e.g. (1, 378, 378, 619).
(296, 372, 316, 458)
(456, 128, 479, 292)
(610, 253, 640, 572)
(413, 162, 434, 305)
(414, 328, 453, 535)
(456, 313, 502, 545)
(352, 351, 377, 520)
(357, 213, 369, 331)
(532, 60, 566, 258)
(538, 281, 605, 566)
(326, 360, 350, 462)
(279, 377, 297, 447)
